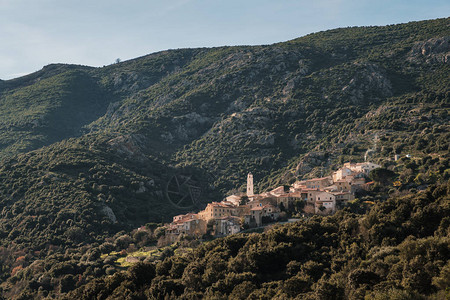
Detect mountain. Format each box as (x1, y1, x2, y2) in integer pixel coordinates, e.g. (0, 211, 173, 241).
(0, 17, 449, 298)
(0, 16, 448, 236)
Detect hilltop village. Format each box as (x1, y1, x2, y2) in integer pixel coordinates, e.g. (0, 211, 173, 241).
(166, 162, 381, 238)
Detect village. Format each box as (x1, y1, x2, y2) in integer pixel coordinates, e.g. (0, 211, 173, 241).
(165, 161, 381, 238)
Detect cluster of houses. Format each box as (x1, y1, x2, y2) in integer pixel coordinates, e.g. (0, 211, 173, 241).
(165, 161, 380, 238)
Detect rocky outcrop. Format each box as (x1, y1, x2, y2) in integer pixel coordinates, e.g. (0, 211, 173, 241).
(295, 152, 327, 176)
(107, 134, 147, 161)
(160, 112, 213, 143)
(100, 205, 117, 223)
(341, 62, 392, 104)
(407, 36, 450, 64)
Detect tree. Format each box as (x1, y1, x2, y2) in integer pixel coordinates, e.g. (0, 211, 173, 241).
(294, 200, 305, 212)
(206, 219, 215, 237)
(370, 168, 396, 185)
(239, 195, 249, 205)
(127, 262, 155, 287)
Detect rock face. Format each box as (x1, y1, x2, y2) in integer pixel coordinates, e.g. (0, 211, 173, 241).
(101, 205, 117, 223)
(295, 152, 327, 176)
(170, 112, 213, 142)
(341, 63, 392, 104)
(107, 134, 147, 161)
(408, 36, 450, 64)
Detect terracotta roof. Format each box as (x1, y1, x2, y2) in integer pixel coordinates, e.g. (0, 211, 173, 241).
(216, 216, 240, 221)
(263, 204, 275, 208)
(251, 207, 264, 211)
(316, 191, 334, 195)
(289, 192, 303, 197)
(209, 202, 235, 208)
(276, 193, 293, 197)
(306, 176, 331, 181)
(220, 201, 237, 207)
(294, 184, 307, 188)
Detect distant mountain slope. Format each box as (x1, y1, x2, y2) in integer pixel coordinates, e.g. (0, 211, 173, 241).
(0, 67, 109, 156)
(0, 17, 448, 299)
(0, 17, 448, 244)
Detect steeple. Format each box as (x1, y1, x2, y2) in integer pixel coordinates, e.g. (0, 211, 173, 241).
(247, 172, 254, 197)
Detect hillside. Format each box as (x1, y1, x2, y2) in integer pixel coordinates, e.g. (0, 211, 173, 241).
(0, 17, 449, 298)
(0, 16, 448, 231)
(66, 182, 450, 299)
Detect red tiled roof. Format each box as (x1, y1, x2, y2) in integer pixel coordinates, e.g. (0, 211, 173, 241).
(306, 176, 331, 181)
(209, 202, 235, 208)
(251, 207, 264, 211)
(216, 216, 241, 221)
(276, 193, 293, 197)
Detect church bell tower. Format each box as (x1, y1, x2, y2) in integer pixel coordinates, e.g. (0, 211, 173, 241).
(247, 173, 254, 197)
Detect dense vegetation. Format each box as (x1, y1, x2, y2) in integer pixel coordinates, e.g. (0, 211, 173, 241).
(0, 152, 447, 298)
(0, 17, 448, 298)
(66, 181, 450, 299)
(0, 18, 448, 191)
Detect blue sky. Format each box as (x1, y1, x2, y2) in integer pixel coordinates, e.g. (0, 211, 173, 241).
(0, 0, 448, 79)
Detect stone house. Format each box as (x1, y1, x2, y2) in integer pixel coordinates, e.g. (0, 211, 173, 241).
(198, 202, 238, 221)
(301, 189, 320, 214)
(332, 191, 354, 202)
(249, 206, 263, 227)
(167, 214, 206, 236)
(332, 167, 353, 182)
(269, 186, 287, 195)
(247, 198, 277, 210)
(315, 200, 336, 215)
(275, 192, 303, 210)
(225, 195, 242, 206)
(314, 191, 336, 215)
(296, 177, 333, 189)
(343, 162, 381, 175)
(247, 204, 280, 227)
(335, 179, 352, 192)
(214, 216, 241, 236)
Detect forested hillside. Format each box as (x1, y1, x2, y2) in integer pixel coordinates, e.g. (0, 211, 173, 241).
(0, 17, 448, 298)
(67, 182, 450, 299)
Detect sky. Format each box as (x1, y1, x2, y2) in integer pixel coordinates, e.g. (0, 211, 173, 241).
(0, 0, 448, 80)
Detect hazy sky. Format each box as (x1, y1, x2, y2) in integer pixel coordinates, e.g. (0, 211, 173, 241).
(0, 0, 448, 79)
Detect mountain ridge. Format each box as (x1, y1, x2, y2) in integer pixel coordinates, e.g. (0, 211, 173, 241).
(0, 17, 449, 298)
(0, 16, 448, 250)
